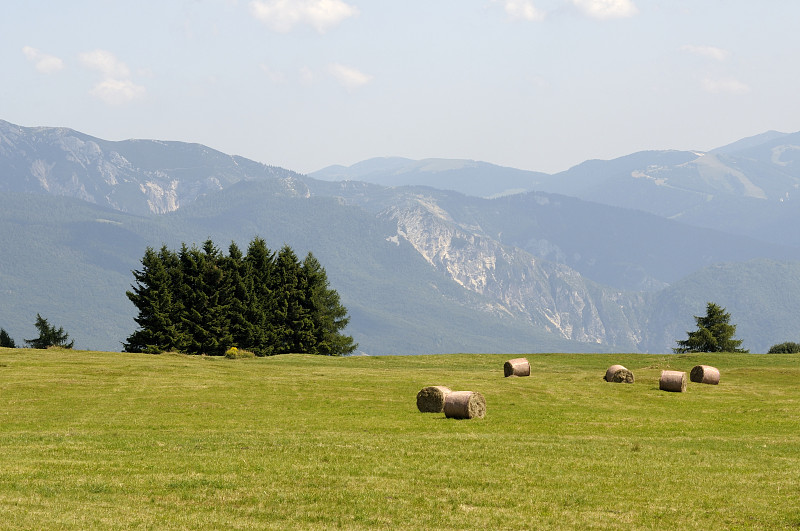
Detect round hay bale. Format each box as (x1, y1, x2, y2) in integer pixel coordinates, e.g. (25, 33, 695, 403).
(416, 386, 452, 413)
(443, 391, 486, 419)
(504, 357, 531, 377)
(690, 365, 720, 385)
(604, 364, 634, 383)
(659, 370, 687, 392)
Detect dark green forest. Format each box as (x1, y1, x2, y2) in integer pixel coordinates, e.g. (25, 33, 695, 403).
(124, 237, 357, 356)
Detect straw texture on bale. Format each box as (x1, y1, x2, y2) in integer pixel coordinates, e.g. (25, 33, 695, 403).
(504, 357, 531, 377)
(443, 391, 486, 419)
(604, 364, 634, 383)
(416, 386, 452, 413)
(659, 370, 687, 392)
(690, 365, 720, 385)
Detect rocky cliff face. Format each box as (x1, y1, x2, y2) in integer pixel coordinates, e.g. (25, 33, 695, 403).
(383, 192, 645, 350)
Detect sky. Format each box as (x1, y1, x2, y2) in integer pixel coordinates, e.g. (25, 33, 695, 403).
(2, 0, 800, 175)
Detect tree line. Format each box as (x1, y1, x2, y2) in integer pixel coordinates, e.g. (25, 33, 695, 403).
(123, 237, 357, 356)
(3, 296, 799, 355)
(1, 314, 74, 349)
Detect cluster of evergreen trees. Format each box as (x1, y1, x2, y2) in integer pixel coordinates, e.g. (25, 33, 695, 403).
(124, 237, 357, 356)
(1, 315, 74, 349)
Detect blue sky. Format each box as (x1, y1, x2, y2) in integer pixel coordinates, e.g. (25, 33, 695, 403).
(3, 0, 799, 174)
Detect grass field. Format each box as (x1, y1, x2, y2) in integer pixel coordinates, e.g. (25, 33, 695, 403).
(1, 348, 798, 529)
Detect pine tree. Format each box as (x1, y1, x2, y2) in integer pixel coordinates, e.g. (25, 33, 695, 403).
(123, 237, 355, 357)
(24, 314, 74, 349)
(244, 237, 277, 355)
(200, 240, 234, 355)
(674, 302, 748, 353)
(176, 244, 207, 354)
(158, 245, 189, 351)
(222, 242, 258, 351)
(301, 252, 358, 356)
(273, 245, 314, 354)
(0, 328, 16, 348)
(124, 246, 182, 353)
(177, 242, 232, 355)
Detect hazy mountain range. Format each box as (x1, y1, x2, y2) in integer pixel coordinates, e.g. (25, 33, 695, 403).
(312, 131, 800, 247)
(2, 118, 800, 354)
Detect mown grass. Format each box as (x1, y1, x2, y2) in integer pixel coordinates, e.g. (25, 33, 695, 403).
(0, 348, 798, 529)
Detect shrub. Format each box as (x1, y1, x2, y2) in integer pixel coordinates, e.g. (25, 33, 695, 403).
(225, 347, 255, 359)
(767, 341, 800, 354)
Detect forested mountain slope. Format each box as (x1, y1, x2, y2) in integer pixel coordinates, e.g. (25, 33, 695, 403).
(3, 119, 800, 354)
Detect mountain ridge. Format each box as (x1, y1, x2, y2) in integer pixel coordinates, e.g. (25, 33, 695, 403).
(2, 118, 800, 354)
(0, 119, 301, 215)
(311, 156, 550, 198)
(313, 131, 800, 247)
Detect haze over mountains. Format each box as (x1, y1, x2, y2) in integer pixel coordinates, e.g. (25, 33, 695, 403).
(312, 132, 800, 246)
(2, 118, 800, 354)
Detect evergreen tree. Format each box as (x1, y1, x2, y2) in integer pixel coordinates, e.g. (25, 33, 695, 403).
(158, 245, 189, 351)
(674, 302, 748, 353)
(301, 252, 358, 356)
(176, 244, 206, 354)
(124, 246, 182, 353)
(243, 237, 277, 355)
(0, 328, 16, 348)
(177, 241, 232, 355)
(24, 314, 74, 349)
(200, 240, 234, 354)
(222, 241, 258, 351)
(272, 245, 315, 354)
(123, 237, 355, 357)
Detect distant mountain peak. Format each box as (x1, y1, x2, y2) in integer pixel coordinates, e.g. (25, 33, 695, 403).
(710, 130, 790, 154)
(310, 156, 549, 198)
(0, 119, 299, 215)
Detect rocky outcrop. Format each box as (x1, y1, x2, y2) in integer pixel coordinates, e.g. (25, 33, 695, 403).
(384, 193, 644, 350)
(0, 120, 301, 215)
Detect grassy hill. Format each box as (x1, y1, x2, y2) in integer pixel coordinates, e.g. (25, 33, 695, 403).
(1, 348, 798, 529)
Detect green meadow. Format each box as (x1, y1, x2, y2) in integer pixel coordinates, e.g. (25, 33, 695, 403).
(0, 349, 798, 529)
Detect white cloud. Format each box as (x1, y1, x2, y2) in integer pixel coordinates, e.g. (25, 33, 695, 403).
(499, 0, 546, 21)
(702, 77, 751, 95)
(79, 49, 145, 105)
(22, 46, 64, 74)
(249, 0, 358, 33)
(681, 45, 729, 61)
(571, 0, 638, 20)
(89, 79, 147, 105)
(328, 63, 372, 90)
(79, 49, 131, 78)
